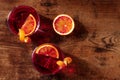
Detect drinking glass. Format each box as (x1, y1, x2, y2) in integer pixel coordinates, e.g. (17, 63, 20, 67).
(7, 5, 55, 44)
(32, 43, 72, 75)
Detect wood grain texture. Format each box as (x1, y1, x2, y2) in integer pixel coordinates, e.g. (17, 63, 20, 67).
(0, 0, 120, 80)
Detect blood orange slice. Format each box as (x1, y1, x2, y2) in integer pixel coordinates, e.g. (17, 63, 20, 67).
(21, 14, 36, 36)
(35, 44, 59, 59)
(53, 14, 75, 35)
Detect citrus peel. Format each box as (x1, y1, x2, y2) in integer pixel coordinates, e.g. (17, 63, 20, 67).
(21, 14, 36, 36)
(56, 57, 72, 69)
(63, 57, 72, 65)
(18, 29, 31, 43)
(18, 29, 25, 42)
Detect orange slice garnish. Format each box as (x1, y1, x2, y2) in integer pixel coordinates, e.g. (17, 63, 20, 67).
(35, 43, 59, 59)
(18, 14, 36, 43)
(53, 14, 75, 35)
(21, 14, 36, 36)
(18, 29, 31, 43)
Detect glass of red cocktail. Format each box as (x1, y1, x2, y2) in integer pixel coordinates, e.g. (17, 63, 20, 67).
(7, 5, 54, 44)
(32, 43, 72, 75)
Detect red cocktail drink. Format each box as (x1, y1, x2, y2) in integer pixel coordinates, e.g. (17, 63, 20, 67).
(7, 5, 54, 44)
(32, 43, 72, 75)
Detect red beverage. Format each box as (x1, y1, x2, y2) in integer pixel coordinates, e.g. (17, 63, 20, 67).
(7, 5, 39, 34)
(7, 5, 54, 44)
(32, 43, 65, 75)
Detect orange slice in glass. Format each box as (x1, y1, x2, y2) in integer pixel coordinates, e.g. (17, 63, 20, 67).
(53, 14, 75, 35)
(56, 57, 72, 69)
(21, 14, 36, 36)
(35, 43, 59, 59)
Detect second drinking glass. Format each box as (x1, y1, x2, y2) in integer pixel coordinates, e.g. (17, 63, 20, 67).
(32, 43, 72, 75)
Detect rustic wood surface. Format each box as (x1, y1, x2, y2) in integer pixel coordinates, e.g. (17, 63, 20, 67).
(0, 0, 120, 80)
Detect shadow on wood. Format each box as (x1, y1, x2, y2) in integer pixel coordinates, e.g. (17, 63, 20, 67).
(71, 19, 89, 41)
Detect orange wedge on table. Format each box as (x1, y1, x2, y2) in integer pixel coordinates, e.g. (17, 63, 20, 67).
(18, 14, 36, 43)
(35, 44, 59, 59)
(53, 14, 75, 35)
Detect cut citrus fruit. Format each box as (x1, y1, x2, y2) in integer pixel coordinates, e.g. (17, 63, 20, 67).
(21, 14, 36, 36)
(53, 14, 75, 35)
(35, 44, 59, 59)
(18, 29, 25, 42)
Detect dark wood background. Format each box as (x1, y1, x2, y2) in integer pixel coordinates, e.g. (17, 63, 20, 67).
(0, 0, 120, 80)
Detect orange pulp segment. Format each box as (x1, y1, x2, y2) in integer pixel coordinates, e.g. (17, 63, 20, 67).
(35, 44, 59, 59)
(21, 14, 36, 36)
(53, 14, 75, 35)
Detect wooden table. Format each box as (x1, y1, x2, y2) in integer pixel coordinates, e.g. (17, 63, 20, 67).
(0, 0, 120, 80)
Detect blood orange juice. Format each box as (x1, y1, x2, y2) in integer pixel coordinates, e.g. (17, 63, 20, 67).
(7, 5, 54, 44)
(32, 43, 72, 75)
